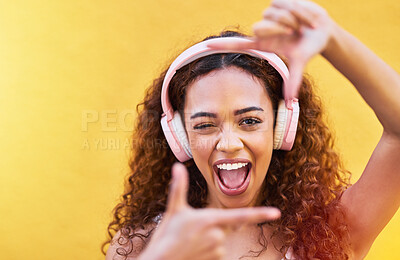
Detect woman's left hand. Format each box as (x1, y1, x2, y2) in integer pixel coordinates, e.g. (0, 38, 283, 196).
(208, 0, 336, 102)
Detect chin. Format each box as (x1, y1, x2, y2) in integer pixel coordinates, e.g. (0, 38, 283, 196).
(217, 195, 257, 209)
(211, 181, 260, 209)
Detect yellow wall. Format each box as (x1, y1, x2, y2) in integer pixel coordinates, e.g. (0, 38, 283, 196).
(0, 0, 399, 259)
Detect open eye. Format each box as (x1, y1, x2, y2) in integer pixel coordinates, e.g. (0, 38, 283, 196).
(239, 117, 262, 126)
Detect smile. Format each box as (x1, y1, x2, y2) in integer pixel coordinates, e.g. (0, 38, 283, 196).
(213, 159, 252, 196)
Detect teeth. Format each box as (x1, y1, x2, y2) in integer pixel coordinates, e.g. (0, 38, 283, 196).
(216, 162, 248, 170)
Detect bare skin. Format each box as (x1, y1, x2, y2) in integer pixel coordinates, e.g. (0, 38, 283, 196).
(106, 0, 400, 259)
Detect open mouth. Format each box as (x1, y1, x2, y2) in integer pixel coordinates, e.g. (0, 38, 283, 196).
(213, 162, 252, 196)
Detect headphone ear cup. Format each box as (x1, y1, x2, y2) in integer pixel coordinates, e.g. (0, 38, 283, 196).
(273, 100, 288, 150)
(273, 99, 300, 150)
(171, 112, 192, 158)
(160, 111, 192, 162)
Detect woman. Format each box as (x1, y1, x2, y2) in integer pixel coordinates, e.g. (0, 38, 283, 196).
(104, 0, 400, 259)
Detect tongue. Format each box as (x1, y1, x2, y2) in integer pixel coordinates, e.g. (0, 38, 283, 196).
(219, 167, 248, 189)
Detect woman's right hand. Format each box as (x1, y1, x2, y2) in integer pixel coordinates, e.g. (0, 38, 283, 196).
(207, 0, 336, 107)
(139, 163, 281, 260)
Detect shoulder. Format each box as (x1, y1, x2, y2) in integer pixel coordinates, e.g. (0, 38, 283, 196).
(105, 224, 157, 260)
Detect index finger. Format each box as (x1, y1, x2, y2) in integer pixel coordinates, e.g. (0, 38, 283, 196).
(201, 207, 281, 227)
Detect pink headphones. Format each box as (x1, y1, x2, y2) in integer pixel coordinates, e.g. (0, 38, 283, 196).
(160, 37, 300, 162)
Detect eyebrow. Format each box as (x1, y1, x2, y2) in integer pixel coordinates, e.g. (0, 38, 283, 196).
(234, 106, 264, 116)
(190, 106, 264, 119)
(190, 112, 217, 120)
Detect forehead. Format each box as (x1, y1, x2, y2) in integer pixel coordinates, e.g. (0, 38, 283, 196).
(184, 67, 272, 113)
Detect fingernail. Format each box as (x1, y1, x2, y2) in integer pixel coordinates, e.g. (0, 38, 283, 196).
(285, 99, 293, 110)
(311, 22, 318, 29)
(172, 162, 181, 176)
(268, 208, 281, 218)
(285, 28, 293, 34)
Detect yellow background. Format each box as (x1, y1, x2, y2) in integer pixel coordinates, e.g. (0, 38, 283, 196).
(0, 0, 399, 259)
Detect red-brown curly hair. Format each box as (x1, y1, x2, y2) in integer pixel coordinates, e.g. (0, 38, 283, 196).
(103, 30, 352, 259)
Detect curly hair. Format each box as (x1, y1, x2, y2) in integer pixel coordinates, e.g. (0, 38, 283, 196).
(103, 30, 352, 259)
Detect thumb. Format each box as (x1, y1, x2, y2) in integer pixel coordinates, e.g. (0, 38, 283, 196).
(166, 162, 189, 214)
(284, 58, 305, 106)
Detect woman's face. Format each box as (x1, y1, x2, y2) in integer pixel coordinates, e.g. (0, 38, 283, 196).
(184, 66, 275, 208)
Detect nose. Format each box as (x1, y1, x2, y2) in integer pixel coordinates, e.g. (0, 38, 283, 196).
(216, 129, 244, 153)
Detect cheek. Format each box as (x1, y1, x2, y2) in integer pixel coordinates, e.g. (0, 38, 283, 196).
(245, 128, 274, 170)
(188, 134, 215, 177)
(189, 135, 214, 152)
(245, 121, 274, 149)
